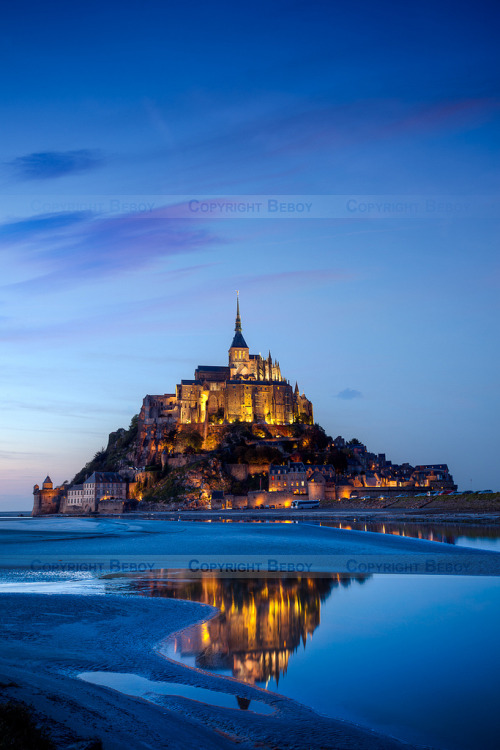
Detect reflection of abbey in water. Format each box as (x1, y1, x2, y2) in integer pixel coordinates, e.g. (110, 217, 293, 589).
(128, 574, 368, 685)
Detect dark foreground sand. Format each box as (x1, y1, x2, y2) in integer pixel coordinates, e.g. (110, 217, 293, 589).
(0, 593, 424, 750)
(3, 519, 499, 749)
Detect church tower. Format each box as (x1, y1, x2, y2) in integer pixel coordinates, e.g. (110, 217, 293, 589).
(228, 292, 250, 378)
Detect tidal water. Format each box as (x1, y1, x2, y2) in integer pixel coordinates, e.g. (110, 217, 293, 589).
(115, 528, 500, 750)
(1, 516, 499, 749)
(79, 671, 274, 714)
(316, 519, 500, 553)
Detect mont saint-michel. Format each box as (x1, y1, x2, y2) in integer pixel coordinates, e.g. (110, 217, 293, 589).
(138, 292, 314, 441)
(32, 297, 458, 516)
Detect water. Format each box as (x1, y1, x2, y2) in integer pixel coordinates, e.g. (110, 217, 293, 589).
(1, 516, 499, 748)
(119, 569, 500, 750)
(79, 671, 274, 714)
(317, 519, 500, 553)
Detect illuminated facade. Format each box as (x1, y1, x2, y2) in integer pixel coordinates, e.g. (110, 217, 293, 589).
(138, 296, 313, 447)
(32, 475, 67, 516)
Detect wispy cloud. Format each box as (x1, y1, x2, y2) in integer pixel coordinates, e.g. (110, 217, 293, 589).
(0, 449, 52, 460)
(336, 388, 363, 400)
(0, 208, 219, 291)
(242, 269, 355, 289)
(159, 96, 500, 191)
(0, 212, 90, 242)
(0, 400, 133, 419)
(0, 265, 215, 343)
(6, 149, 104, 181)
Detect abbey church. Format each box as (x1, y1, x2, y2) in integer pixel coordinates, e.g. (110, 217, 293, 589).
(139, 296, 313, 439)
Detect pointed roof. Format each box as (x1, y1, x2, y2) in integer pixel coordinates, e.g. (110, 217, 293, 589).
(43, 475, 52, 484)
(230, 291, 248, 348)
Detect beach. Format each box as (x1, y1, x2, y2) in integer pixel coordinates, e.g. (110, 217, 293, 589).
(1, 517, 499, 749)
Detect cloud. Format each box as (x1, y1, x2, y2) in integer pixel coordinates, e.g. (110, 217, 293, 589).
(0, 449, 52, 461)
(166, 96, 500, 183)
(0, 400, 132, 419)
(0, 265, 216, 343)
(336, 388, 363, 400)
(0, 212, 91, 242)
(6, 149, 104, 180)
(0, 207, 219, 292)
(242, 269, 355, 289)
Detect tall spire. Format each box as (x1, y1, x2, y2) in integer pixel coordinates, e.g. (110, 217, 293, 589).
(235, 290, 242, 333)
(230, 291, 248, 349)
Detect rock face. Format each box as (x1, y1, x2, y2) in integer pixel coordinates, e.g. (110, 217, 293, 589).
(139, 455, 233, 505)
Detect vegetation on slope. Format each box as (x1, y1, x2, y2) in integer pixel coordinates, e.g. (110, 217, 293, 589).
(71, 415, 352, 505)
(71, 415, 138, 484)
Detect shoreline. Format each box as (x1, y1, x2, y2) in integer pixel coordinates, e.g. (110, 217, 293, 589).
(0, 590, 423, 750)
(27, 492, 500, 524)
(1, 518, 499, 748)
(28, 507, 500, 526)
(132, 506, 500, 523)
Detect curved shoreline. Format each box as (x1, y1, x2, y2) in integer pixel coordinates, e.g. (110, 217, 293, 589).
(1, 519, 498, 747)
(0, 590, 423, 749)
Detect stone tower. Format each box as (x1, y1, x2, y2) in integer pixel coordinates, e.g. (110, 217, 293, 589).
(228, 292, 250, 379)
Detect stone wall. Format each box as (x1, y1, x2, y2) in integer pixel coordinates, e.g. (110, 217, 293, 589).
(225, 463, 248, 481)
(222, 494, 249, 509)
(32, 487, 66, 516)
(166, 454, 203, 469)
(248, 463, 270, 476)
(248, 490, 294, 508)
(225, 463, 271, 482)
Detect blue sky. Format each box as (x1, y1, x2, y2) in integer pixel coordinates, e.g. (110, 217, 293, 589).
(1, 0, 499, 507)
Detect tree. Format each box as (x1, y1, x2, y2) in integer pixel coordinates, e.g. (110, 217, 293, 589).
(178, 429, 203, 453)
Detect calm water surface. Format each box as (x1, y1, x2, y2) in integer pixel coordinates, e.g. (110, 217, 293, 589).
(116, 561, 500, 750)
(2, 516, 499, 748)
(317, 520, 500, 553)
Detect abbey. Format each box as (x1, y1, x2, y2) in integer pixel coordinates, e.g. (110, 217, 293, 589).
(139, 296, 313, 436)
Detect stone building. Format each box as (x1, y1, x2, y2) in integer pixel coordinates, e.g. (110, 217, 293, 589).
(32, 476, 67, 516)
(411, 464, 456, 491)
(67, 484, 84, 507)
(82, 472, 127, 512)
(307, 470, 326, 502)
(269, 462, 308, 494)
(137, 296, 313, 461)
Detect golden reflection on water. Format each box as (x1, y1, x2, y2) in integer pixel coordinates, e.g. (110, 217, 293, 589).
(122, 573, 368, 685)
(319, 520, 500, 543)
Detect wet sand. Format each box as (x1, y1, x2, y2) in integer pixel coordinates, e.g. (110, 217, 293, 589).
(0, 592, 421, 750)
(1, 519, 499, 748)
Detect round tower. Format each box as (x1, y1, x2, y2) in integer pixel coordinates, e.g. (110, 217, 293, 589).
(307, 471, 325, 502)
